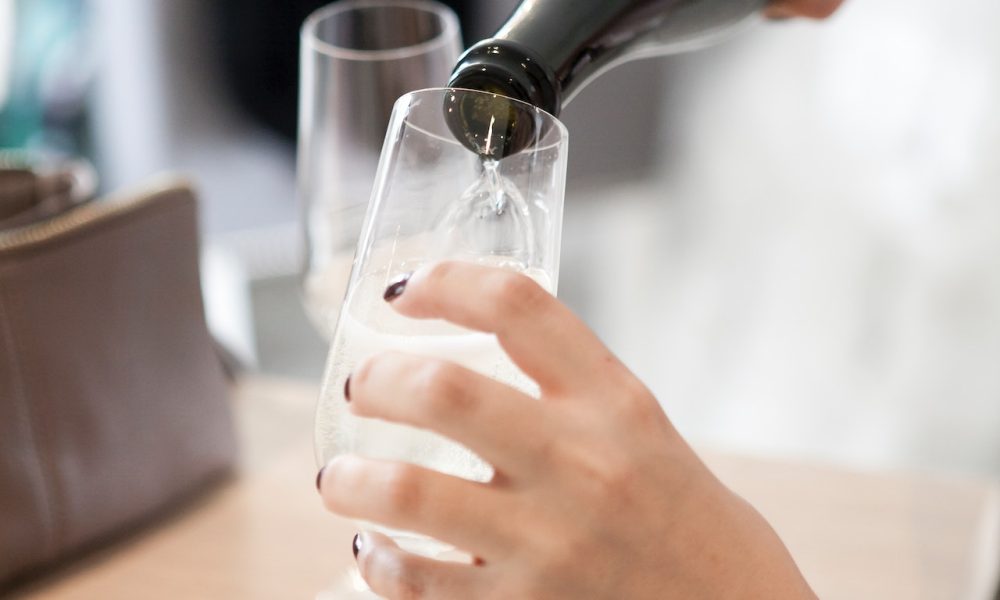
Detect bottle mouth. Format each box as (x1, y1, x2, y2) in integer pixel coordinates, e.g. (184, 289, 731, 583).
(445, 40, 562, 158)
(442, 87, 543, 160)
(447, 40, 561, 116)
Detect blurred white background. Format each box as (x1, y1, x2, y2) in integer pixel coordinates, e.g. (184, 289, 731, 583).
(567, 0, 1000, 476)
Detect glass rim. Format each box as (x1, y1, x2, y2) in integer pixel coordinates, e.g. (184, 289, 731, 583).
(398, 87, 569, 153)
(301, 0, 460, 62)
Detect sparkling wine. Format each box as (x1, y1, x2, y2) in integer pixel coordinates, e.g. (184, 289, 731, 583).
(431, 158, 536, 269)
(315, 266, 549, 476)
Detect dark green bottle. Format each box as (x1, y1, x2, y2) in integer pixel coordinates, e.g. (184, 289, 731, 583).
(445, 0, 769, 158)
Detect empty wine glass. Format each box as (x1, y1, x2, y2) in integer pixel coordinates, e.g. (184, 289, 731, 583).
(315, 87, 568, 596)
(298, 0, 461, 339)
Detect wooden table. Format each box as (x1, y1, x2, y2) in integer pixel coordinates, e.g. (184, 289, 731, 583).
(13, 376, 1000, 599)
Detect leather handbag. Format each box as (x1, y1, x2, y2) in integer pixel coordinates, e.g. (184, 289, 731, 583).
(0, 170, 237, 589)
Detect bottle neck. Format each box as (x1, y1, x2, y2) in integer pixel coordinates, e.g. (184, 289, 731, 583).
(444, 0, 768, 158)
(449, 0, 768, 112)
(495, 0, 640, 97)
(449, 0, 639, 113)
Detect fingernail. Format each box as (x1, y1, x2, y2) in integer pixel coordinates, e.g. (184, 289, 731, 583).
(344, 375, 351, 402)
(383, 273, 411, 302)
(352, 533, 362, 559)
(316, 466, 325, 491)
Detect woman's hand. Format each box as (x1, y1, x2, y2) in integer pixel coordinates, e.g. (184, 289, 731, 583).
(318, 262, 816, 599)
(766, 0, 845, 19)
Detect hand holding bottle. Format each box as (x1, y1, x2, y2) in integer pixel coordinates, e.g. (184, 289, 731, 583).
(318, 262, 817, 599)
(766, 0, 845, 19)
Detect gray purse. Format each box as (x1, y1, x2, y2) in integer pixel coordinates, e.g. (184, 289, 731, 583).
(0, 169, 236, 589)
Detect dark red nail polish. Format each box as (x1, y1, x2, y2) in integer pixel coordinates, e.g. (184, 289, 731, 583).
(352, 533, 362, 558)
(383, 273, 411, 302)
(344, 375, 351, 402)
(316, 466, 325, 491)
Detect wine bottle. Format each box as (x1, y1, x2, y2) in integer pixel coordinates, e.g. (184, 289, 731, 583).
(445, 0, 769, 158)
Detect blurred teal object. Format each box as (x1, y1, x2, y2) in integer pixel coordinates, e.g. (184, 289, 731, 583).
(0, 0, 89, 155)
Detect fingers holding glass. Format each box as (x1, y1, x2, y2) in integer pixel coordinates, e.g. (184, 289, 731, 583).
(347, 351, 561, 479)
(354, 531, 491, 600)
(320, 455, 515, 559)
(385, 261, 629, 397)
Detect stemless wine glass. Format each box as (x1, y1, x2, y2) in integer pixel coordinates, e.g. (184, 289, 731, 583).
(298, 0, 461, 339)
(315, 88, 568, 595)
